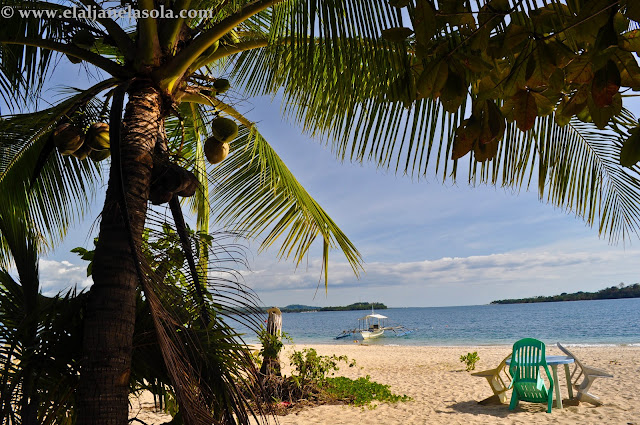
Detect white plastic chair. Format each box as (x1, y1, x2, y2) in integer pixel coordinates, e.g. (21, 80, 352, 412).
(557, 342, 613, 405)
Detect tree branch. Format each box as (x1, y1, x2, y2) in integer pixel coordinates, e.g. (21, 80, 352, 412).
(191, 38, 269, 70)
(181, 93, 254, 127)
(137, 0, 162, 68)
(0, 37, 130, 78)
(159, 0, 191, 52)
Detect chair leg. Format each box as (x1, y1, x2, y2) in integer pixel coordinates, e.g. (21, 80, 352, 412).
(509, 391, 518, 411)
(547, 392, 553, 413)
(579, 376, 595, 394)
(577, 391, 603, 406)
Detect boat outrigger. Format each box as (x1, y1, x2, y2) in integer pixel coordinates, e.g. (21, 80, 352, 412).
(335, 309, 414, 340)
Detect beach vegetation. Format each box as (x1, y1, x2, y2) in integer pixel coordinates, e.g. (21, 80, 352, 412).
(2, 0, 640, 423)
(460, 351, 480, 371)
(252, 344, 410, 414)
(325, 376, 413, 407)
(289, 348, 355, 388)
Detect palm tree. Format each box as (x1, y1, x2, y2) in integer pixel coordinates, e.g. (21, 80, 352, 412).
(1, 1, 640, 424)
(0, 207, 86, 425)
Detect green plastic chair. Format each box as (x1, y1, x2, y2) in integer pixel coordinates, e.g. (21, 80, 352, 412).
(508, 338, 554, 413)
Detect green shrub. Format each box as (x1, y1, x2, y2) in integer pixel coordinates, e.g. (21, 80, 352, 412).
(325, 376, 412, 407)
(460, 351, 480, 371)
(289, 348, 354, 388)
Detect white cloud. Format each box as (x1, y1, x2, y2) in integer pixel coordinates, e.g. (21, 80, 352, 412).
(38, 259, 92, 296)
(242, 248, 640, 306)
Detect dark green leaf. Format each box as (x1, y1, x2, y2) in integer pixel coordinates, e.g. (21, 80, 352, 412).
(623, 0, 640, 22)
(440, 71, 467, 113)
(452, 117, 480, 160)
(479, 100, 505, 145)
(531, 92, 555, 117)
(416, 60, 448, 98)
(381, 27, 414, 43)
(474, 138, 499, 162)
(588, 93, 618, 129)
(561, 88, 589, 117)
(620, 127, 640, 167)
(592, 59, 621, 107)
(513, 90, 538, 132)
(413, 0, 437, 48)
(595, 12, 619, 51)
(565, 56, 594, 84)
(619, 29, 640, 52)
(613, 50, 640, 90)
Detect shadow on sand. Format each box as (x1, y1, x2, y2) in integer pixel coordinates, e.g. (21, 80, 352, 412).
(448, 397, 579, 417)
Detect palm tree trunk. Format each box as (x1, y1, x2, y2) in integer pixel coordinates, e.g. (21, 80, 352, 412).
(77, 83, 164, 425)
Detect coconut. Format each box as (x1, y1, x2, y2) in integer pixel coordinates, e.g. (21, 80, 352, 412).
(72, 142, 94, 160)
(210, 117, 238, 143)
(213, 78, 231, 94)
(89, 149, 111, 162)
(204, 137, 230, 164)
(175, 168, 198, 197)
(149, 186, 174, 205)
(86, 122, 110, 150)
(53, 123, 84, 155)
(73, 30, 95, 49)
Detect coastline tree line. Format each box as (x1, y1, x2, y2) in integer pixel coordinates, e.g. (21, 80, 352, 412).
(492, 283, 640, 304)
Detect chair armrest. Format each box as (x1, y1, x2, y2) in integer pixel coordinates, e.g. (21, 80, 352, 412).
(583, 365, 613, 378)
(471, 368, 499, 378)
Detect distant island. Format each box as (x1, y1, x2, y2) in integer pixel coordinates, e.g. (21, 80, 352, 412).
(491, 283, 640, 304)
(278, 302, 387, 313)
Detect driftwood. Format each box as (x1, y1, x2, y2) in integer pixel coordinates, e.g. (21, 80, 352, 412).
(260, 307, 282, 376)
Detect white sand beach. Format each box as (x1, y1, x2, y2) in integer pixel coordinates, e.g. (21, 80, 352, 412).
(130, 344, 640, 424)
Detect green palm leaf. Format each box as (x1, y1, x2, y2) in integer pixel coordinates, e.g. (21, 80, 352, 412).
(0, 80, 115, 265)
(210, 125, 363, 287)
(0, 0, 90, 107)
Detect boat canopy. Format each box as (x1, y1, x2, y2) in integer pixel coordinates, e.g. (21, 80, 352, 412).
(361, 313, 387, 320)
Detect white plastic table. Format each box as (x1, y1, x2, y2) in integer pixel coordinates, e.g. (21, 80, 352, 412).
(507, 355, 575, 409)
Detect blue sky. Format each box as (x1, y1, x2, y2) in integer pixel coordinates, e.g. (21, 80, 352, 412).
(9, 59, 640, 308)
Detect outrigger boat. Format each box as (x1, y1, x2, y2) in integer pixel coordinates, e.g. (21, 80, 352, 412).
(335, 309, 414, 340)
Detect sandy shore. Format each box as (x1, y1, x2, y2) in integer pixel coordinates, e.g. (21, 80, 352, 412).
(130, 344, 640, 424)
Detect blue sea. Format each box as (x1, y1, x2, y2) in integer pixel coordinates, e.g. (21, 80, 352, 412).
(231, 298, 640, 346)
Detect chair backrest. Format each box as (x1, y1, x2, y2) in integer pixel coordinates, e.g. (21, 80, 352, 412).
(510, 338, 547, 381)
(497, 353, 513, 389)
(557, 342, 584, 370)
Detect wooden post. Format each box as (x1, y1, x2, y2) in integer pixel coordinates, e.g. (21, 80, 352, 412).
(260, 307, 282, 376)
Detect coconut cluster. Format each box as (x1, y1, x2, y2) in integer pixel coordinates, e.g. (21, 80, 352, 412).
(149, 161, 199, 205)
(204, 117, 237, 165)
(53, 122, 111, 162)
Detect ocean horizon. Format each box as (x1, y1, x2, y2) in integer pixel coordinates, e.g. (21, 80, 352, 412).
(231, 297, 640, 347)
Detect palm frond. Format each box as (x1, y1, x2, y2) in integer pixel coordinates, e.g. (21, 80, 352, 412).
(126, 211, 268, 424)
(0, 0, 96, 108)
(0, 213, 85, 424)
(210, 125, 363, 286)
(0, 80, 115, 266)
